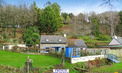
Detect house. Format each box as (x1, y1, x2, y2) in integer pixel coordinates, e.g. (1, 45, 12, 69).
(65, 39, 87, 58)
(100, 35, 122, 49)
(108, 35, 122, 46)
(2, 44, 26, 50)
(40, 35, 67, 53)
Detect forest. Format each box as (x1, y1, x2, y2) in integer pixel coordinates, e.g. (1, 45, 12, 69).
(0, 0, 122, 47)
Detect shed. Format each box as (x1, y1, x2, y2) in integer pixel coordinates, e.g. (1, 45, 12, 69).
(65, 39, 87, 58)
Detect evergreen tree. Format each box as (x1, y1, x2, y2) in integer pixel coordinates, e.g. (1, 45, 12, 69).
(39, 6, 58, 34)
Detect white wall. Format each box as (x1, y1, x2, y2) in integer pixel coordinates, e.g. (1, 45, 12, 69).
(71, 55, 104, 63)
(3, 44, 26, 50)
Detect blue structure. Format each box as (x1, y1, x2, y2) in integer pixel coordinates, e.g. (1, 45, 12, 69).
(65, 47, 81, 58)
(105, 54, 120, 63)
(65, 39, 87, 58)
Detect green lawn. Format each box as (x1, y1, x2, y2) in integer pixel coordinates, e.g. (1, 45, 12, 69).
(0, 51, 61, 68)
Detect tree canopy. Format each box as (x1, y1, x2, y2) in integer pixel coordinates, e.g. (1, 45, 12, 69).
(37, 2, 63, 34)
(23, 26, 40, 47)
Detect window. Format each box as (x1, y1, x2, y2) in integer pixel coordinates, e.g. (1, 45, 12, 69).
(77, 48, 80, 55)
(45, 47, 49, 52)
(73, 48, 76, 56)
(55, 47, 59, 52)
(50, 48, 55, 53)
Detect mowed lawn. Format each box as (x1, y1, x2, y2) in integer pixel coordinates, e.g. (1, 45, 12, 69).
(0, 51, 61, 68)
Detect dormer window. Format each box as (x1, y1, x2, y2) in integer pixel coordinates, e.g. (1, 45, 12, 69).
(59, 39, 62, 42)
(46, 39, 49, 42)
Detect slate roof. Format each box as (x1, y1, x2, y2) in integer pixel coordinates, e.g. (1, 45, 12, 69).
(116, 37, 122, 45)
(40, 35, 67, 44)
(67, 39, 87, 48)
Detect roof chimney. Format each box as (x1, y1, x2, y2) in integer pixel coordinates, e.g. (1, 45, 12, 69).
(64, 34, 66, 37)
(112, 35, 117, 39)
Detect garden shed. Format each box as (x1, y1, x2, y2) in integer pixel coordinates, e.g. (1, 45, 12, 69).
(65, 39, 87, 58)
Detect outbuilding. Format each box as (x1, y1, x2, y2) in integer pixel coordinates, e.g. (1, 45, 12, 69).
(65, 39, 87, 58)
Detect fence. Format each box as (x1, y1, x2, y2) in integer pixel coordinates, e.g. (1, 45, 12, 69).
(71, 55, 104, 63)
(0, 45, 3, 50)
(108, 49, 122, 57)
(86, 48, 108, 55)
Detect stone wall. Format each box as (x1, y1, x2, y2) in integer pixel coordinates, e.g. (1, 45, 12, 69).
(109, 49, 122, 57)
(86, 48, 109, 55)
(40, 44, 67, 53)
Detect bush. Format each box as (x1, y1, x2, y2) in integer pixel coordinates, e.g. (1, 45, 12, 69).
(69, 35, 79, 39)
(85, 58, 109, 69)
(97, 35, 109, 41)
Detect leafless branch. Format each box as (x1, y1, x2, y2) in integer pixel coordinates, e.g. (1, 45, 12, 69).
(100, 0, 118, 8)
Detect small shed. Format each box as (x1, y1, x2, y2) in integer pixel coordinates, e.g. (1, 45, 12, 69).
(65, 39, 87, 58)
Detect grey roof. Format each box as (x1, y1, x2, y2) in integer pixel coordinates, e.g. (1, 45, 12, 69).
(67, 39, 87, 48)
(40, 35, 67, 44)
(116, 37, 122, 45)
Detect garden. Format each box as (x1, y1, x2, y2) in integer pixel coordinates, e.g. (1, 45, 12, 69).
(0, 50, 122, 73)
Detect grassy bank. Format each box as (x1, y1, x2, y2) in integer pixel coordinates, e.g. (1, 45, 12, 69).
(91, 58, 122, 72)
(0, 51, 61, 68)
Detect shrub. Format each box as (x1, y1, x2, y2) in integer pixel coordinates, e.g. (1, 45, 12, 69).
(85, 58, 109, 69)
(97, 35, 108, 41)
(69, 35, 79, 39)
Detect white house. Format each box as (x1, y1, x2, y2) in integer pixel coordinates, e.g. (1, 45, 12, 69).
(3, 44, 26, 50)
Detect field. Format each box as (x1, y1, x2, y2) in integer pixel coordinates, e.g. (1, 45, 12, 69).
(0, 50, 61, 68)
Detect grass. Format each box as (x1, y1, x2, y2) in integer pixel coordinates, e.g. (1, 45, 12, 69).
(91, 58, 122, 72)
(79, 35, 111, 43)
(64, 62, 85, 73)
(1, 50, 122, 73)
(0, 50, 61, 68)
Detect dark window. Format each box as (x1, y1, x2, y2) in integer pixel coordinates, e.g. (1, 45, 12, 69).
(55, 47, 59, 52)
(73, 48, 76, 56)
(77, 48, 80, 55)
(45, 47, 49, 52)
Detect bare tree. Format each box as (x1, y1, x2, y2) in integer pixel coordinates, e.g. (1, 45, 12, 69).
(101, 0, 118, 7)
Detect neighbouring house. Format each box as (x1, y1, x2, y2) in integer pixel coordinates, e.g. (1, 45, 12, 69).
(108, 35, 122, 46)
(2, 44, 26, 50)
(101, 35, 122, 48)
(65, 39, 87, 58)
(101, 35, 122, 57)
(40, 34, 67, 53)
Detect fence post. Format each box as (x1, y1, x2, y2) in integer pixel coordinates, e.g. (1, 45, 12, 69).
(25, 56, 33, 73)
(70, 53, 72, 63)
